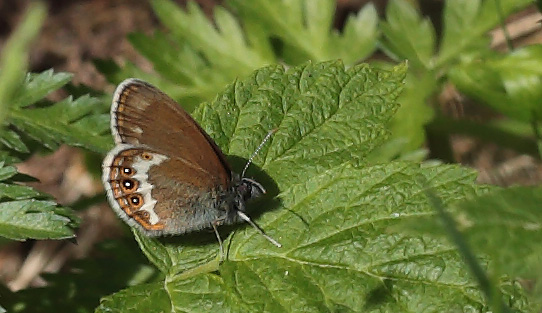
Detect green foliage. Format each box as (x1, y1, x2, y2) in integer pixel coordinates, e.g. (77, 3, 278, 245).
(2, 0, 541, 312)
(0, 2, 108, 157)
(5, 70, 110, 154)
(403, 185, 542, 312)
(102, 0, 379, 112)
(228, 0, 378, 64)
(380, 0, 436, 70)
(95, 62, 532, 312)
(380, 0, 533, 154)
(0, 162, 77, 240)
(106, 0, 537, 160)
(0, 3, 106, 243)
(457, 187, 542, 307)
(0, 2, 46, 124)
(449, 45, 542, 122)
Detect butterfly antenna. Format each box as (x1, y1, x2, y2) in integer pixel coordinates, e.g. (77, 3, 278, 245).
(241, 128, 277, 178)
(237, 211, 282, 247)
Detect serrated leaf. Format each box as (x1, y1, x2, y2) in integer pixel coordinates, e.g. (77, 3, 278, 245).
(229, 0, 378, 64)
(121, 0, 277, 112)
(96, 281, 172, 313)
(0, 199, 74, 240)
(380, 0, 436, 70)
(99, 162, 531, 312)
(0, 163, 77, 240)
(151, 0, 270, 74)
(195, 61, 406, 189)
(0, 164, 16, 180)
(0, 183, 45, 200)
(0, 129, 29, 153)
(128, 32, 234, 111)
(111, 0, 378, 114)
(330, 3, 379, 64)
(98, 61, 531, 312)
(389, 70, 436, 151)
(13, 70, 72, 108)
(439, 0, 483, 60)
(6, 71, 111, 153)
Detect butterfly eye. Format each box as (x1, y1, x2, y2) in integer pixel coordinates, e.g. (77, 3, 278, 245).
(141, 152, 153, 161)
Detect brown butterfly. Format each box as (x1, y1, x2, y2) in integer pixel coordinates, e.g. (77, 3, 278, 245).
(102, 79, 281, 250)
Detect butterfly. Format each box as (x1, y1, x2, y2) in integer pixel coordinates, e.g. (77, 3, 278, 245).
(102, 79, 281, 252)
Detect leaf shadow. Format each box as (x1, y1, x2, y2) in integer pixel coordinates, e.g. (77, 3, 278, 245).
(363, 279, 394, 310)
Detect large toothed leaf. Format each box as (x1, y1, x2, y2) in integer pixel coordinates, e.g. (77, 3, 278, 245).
(198, 60, 407, 189)
(97, 61, 531, 312)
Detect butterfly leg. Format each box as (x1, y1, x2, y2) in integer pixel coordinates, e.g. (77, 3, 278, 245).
(211, 221, 224, 262)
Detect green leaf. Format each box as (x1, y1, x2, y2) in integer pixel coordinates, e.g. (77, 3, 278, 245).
(195, 61, 406, 189)
(99, 162, 531, 312)
(123, 0, 277, 111)
(380, 0, 436, 70)
(449, 45, 542, 123)
(330, 3, 379, 64)
(0, 162, 77, 240)
(128, 32, 233, 111)
(229, 0, 332, 61)
(96, 281, 172, 313)
(0, 2, 46, 124)
(133, 229, 220, 277)
(0, 199, 75, 241)
(458, 187, 542, 284)
(391, 70, 435, 148)
(229, 0, 378, 63)
(6, 70, 111, 153)
(98, 61, 531, 311)
(152, 0, 271, 73)
(438, 0, 532, 66)
(0, 130, 29, 153)
(110, 0, 378, 112)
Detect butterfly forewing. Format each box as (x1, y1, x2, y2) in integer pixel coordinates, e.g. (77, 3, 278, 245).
(112, 79, 231, 185)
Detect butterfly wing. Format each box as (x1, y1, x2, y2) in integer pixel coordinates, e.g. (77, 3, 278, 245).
(111, 79, 231, 183)
(102, 79, 235, 236)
